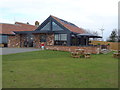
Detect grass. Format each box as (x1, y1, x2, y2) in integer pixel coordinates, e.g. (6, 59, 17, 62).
(2, 50, 118, 88)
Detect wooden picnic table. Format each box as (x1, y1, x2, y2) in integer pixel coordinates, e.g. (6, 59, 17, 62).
(118, 50, 120, 53)
(71, 49, 91, 58)
(84, 53, 91, 58)
(71, 52, 80, 58)
(113, 52, 120, 58)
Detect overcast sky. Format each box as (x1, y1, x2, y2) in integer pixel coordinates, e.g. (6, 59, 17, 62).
(0, 0, 119, 40)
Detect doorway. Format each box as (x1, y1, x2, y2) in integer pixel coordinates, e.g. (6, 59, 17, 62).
(23, 34, 34, 47)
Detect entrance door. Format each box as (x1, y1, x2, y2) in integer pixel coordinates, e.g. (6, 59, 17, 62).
(28, 35, 34, 47)
(23, 34, 34, 47)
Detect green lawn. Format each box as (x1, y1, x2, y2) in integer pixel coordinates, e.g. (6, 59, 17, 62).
(2, 50, 118, 88)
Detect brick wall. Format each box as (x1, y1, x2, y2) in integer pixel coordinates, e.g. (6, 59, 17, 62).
(46, 34, 54, 46)
(8, 33, 54, 48)
(45, 46, 100, 54)
(33, 34, 41, 48)
(33, 33, 54, 48)
(8, 34, 20, 47)
(8, 34, 28, 48)
(20, 34, 27, 47)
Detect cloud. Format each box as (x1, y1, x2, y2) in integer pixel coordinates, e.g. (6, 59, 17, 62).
(0, 0, 119, 40)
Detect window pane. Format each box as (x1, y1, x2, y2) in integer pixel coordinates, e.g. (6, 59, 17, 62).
(41, 22, 50, 30)
(0, 35, 2, 43)
(52, 22, 63, 31)
(55, 34, 67, 41)
(55, 34, 59, 40)
(1, 35, 8, 44)
(61, 34, 67, 40)
(58, 34, 61, 40)
(54, 34, 67, 46)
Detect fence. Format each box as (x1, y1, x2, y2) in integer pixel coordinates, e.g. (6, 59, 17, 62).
(90, 41, 120, 50)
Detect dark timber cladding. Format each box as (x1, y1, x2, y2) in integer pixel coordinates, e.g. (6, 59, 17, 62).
(14, 15, 102, 46)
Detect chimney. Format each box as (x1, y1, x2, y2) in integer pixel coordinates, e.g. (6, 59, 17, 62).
(35, 21, 39, 27)
(27, 22, 29, 24)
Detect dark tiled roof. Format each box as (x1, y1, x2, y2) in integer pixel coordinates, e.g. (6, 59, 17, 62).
(0, 22, 37, 35)
(51, 15, 86, 34)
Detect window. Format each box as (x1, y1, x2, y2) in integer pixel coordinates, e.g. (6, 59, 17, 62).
(23, 34, 34, 47)
(0, 35, 2, 44)
(61, 34, 67, 40)
(40, 35, 46, 42)
(29, 35, 34, 40)
(0, 35, 8, 44)
(41, 22, 50, 30)
(52, 22, 63, 31)
(55, 34, 67, 41)
(54, 34, 67, 46)
(55, 34, 59, 40)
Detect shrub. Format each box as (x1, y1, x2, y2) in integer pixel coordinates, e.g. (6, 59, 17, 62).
(97, 43, 101, 46)
(107, 43, 110, 46)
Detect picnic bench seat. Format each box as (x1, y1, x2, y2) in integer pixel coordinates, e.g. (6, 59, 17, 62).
(71, 49, 91, 58)
(84, 53, 91, 58)
(71, 52, 80, 58)
(113, 52, 120, 58)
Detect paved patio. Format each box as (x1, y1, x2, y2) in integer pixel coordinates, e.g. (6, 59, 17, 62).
(0, 48, 41, 55)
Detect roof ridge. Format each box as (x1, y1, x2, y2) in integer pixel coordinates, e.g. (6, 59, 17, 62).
(0, 23, 16, 25)
(0, 22, 35, 27)
(51, 15, 79, 27)
(15, 22, 35, 26)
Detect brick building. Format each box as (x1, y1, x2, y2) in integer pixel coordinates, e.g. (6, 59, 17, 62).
(0, 22, 37, 47)
(1, 15, 102, 53)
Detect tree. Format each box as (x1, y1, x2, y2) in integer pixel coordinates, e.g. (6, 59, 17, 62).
(107, 29, 117, 42)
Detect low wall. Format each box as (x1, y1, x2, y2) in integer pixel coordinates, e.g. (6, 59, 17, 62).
(45, 46, 100, 54)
